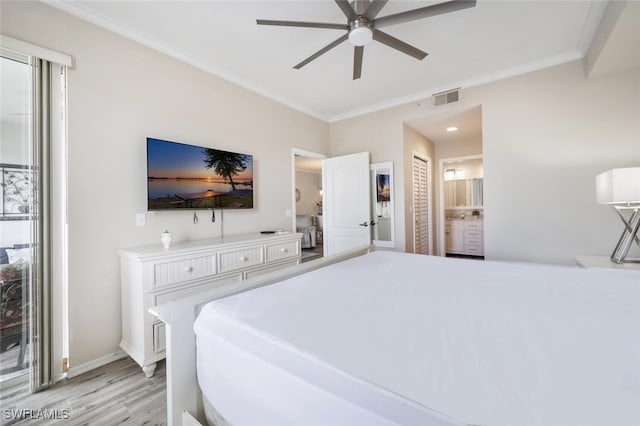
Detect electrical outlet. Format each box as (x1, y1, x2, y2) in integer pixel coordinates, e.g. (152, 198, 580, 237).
(285, 209, 292, 218)
(136, 213, 146, 226)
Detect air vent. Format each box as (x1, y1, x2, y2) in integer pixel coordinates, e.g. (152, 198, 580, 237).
(432, 88, 460, 107)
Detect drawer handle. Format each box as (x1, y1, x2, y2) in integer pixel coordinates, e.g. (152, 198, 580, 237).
(280, 248, 288, 253)
(239, 256, 248, 262)
(183, 266, 194, 273)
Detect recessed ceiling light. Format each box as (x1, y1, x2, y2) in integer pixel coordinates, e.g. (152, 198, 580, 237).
(446, 126, 459, 132)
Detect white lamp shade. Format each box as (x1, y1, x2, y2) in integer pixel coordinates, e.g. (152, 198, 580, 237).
(596, 167, 640, 204)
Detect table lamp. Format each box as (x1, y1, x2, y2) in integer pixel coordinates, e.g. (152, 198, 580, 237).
(596, 167, 640, 263)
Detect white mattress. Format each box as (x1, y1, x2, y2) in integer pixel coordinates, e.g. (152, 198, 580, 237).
(194, 251, 640, 426)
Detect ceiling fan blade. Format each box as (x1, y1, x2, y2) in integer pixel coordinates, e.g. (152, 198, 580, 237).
(257, 19, 348, 30)
(294, 34, 349, 69)
(372, 29, 428, 60)
(353, 46, 364, 80)
(374, 0, 476, 28)
(364, 0, 388, 20)
(334, 0, 357, 20)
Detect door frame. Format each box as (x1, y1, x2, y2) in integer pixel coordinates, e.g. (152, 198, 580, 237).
(290, 148, 327, 233)
(412, 151, 433, 255)
(438, 154, 483, 256)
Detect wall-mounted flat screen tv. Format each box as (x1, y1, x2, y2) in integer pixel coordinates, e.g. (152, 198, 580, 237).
(147, 137, 253, 210)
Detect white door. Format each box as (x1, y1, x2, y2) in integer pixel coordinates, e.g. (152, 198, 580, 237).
(413, 155, 429, 254)
(322, 152, 371, 256)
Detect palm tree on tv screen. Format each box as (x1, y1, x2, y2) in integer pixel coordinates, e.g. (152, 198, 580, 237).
(202, 149, 249, 191)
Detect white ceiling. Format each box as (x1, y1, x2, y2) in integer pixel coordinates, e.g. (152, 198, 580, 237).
(49, 0, 607, 122)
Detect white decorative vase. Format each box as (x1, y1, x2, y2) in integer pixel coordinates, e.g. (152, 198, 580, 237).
(161, 231, 172, 250)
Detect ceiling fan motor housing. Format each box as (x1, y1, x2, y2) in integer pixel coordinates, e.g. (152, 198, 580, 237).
(348, 17, 373, 46)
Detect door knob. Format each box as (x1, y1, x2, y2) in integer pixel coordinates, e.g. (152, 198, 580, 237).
(359, 222, 369, 227)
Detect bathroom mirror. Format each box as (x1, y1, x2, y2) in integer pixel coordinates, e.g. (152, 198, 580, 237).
(445, 178, 483, 208)
(370, 162, 394, 248)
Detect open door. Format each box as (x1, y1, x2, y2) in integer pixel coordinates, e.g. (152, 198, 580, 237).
(322, 152, 371, 256)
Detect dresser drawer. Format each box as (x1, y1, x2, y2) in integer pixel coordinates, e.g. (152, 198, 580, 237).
(465, 237, 483, 247)
(219, 247, 264, 273)
(265, 240, 299, 263)
(464, 221, 483, 230)
(153, 254, 217, 287)
(465, 246, 484, 255)
(464, 230, 482, 238)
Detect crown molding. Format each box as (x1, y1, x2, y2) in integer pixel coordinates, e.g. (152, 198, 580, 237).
(328, 50, 584, 122)
(44, 0, 605, 125)
(43, 0, 329, 122)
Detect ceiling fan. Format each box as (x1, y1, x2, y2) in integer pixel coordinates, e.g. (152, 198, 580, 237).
(257, 0, 477, 80)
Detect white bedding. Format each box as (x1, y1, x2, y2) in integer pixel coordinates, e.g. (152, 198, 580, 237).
(194, 251, 640, 426)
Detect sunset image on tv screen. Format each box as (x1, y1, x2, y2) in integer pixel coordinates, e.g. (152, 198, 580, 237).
(147, 138, 253, 210)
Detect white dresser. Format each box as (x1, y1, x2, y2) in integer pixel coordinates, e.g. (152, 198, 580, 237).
(118, 232, 302, 377)
(445, 219, 484, 256)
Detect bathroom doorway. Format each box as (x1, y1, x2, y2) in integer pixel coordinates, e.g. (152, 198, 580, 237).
(405, 105, 484, 257)
(441, 155, 485, 259)
(291, 149, 325, 263)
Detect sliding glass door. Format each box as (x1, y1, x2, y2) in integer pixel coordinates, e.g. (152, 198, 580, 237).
(0, 44, 66, 392)
(0, 53, 36, 387)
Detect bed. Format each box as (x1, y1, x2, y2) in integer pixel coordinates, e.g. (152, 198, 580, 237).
(151, 248, 640, 426)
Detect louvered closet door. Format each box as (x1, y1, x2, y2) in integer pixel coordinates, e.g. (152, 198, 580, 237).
(413, 156, 429, 254)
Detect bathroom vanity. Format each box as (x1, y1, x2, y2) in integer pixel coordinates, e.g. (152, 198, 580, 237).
(445, 219, 484, 256)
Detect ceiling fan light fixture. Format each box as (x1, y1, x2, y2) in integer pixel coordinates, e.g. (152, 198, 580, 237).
(349, 26, 372, 46)
(348, 18, 373, 46)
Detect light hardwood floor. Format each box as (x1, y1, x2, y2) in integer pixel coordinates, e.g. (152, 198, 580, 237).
(0, 357, 166, 425)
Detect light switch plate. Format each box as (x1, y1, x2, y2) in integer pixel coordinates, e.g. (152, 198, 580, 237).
(136, 213, 146, 226)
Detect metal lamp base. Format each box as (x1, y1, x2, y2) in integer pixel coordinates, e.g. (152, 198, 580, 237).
(610, 205, 640, 264)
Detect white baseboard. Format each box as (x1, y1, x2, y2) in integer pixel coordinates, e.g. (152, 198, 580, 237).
(67, 350, 128, 379)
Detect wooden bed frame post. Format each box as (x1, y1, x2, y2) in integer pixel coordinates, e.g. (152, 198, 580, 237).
(164, 306, 202, 425)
